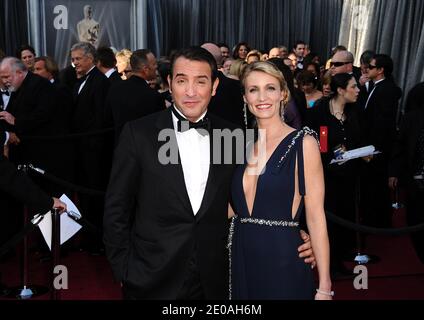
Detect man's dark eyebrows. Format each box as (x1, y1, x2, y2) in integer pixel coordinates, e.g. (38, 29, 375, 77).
(174, 73, 210, 80)
(196, 75, 210, 80)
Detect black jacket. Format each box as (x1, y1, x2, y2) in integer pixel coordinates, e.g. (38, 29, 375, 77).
(0, 130, 53, 213)
(105, 75, 165, 142)
(361, 78, 402, 158)
(389, 108, 424, 181)
(104, 108, 238, 299)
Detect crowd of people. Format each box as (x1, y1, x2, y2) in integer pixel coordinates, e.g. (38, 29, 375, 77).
(0, 39, 423, 300)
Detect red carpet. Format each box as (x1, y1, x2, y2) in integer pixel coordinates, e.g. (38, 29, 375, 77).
(1, 208, 423, 300)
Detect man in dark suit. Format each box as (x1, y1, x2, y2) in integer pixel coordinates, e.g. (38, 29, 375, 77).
(96, 47, 122, 86)
(0, 57, 69, 195)
(389, 82, 424, 263)
(105, 49, 165, 142)
(360, 54, 402, 228)
(71, 42, 110, 254)
(103, 47, 315, 300)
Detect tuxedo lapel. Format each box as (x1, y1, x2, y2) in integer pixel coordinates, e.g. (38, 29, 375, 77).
(155, 108, 194, 215)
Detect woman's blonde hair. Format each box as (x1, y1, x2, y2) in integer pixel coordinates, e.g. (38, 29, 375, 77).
(228, 59, 247, 79)
(241, 61, 291, 109)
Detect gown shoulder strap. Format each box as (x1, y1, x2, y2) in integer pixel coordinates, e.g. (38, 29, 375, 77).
(297, 127, 319, 196)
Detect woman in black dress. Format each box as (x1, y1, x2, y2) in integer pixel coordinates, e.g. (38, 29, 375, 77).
(306, 73, 361, 276)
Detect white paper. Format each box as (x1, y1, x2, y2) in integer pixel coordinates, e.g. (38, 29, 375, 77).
(37, 194, 82, 250)
(330, 145, 381, 164)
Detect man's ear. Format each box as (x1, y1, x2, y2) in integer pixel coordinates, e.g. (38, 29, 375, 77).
(211, 77, 220, 96)
(167, 75, 172, 93)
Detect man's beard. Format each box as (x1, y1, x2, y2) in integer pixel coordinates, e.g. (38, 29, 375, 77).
(6, 85, 16, 92)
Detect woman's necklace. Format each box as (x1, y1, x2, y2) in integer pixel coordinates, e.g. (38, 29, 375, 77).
(330, 100, 346, 124)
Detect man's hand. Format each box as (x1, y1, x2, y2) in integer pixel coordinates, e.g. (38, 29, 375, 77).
(52, 197, 67, 213)
(359, 74, 370, 86)
(298, 230, 316, 269)
(0, 111, 16, 125)
(8, 132, 20, 145)
(362, 155, 373, 163)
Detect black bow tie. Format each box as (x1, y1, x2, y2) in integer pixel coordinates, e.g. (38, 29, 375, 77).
(171, 106, 211, 136)
(1, 90, 10, 96)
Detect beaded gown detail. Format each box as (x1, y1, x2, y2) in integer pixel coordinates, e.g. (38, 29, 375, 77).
(229, 129, 316, 300)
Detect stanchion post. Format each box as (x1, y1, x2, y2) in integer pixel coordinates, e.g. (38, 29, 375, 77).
(18, 205, 33, 298)
(17, 165, 34, 299)
(8, 164, 49, 299)
(353, 176, 380, 264)
(51, 208, 61, 300)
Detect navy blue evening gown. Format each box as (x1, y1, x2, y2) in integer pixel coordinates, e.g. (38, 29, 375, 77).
(229, 128, 316, 300)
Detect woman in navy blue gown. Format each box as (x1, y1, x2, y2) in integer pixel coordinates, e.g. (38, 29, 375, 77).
(228, 62, 332, 300)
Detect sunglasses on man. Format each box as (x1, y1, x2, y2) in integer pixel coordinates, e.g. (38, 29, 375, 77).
(368, 64, 378, 70)
(330, 61, 352, 67)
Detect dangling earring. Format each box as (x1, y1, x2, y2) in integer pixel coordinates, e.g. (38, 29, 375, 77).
(243, 103, 248, 129)
(280, 100, 285, 122)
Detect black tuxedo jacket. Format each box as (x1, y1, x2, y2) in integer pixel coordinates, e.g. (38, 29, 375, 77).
(72, 67, 110, 133)
(5, 73, 71, 182)
(0, 130, 53, 213)
(361, 78, 402, 158)
(208, 71, 245, 128)
(108, 70, 122, 86)
(389, 108, 424, 181)
(104, 108, 239, 299)
(105, 75, 165, 142)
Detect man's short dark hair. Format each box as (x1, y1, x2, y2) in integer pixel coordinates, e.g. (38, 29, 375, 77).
(360, 50, 375, 66)
(96, 47, 117, 69)
(374, 54, 394, 78)
(293, 41, 306, 50)
(130, 49, 152, 72)
(169, 46, 218, 83)
(217, 43, 229, 50)
(16, 44, 36, 58)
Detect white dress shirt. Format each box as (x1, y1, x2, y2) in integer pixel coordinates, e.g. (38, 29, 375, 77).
(1, 91, 10, 110)
(78, 66, 95, 94)
(172, 107, 210, 215)
(105, 68, 115, 78)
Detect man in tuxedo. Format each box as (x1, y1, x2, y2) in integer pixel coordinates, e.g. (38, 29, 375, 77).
(361, 54, 402, 228)
(96, 47, 122, 86)
(357, 50, 376, 109)
(105, 49, 165, 142)
(0, 57, 69, 195)
(103, 47, 315, 300)
(71, 42, 110, 254)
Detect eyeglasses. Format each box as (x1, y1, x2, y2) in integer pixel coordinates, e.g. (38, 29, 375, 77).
(368, 64, 378, 70)
(330, 61, 351, 67)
